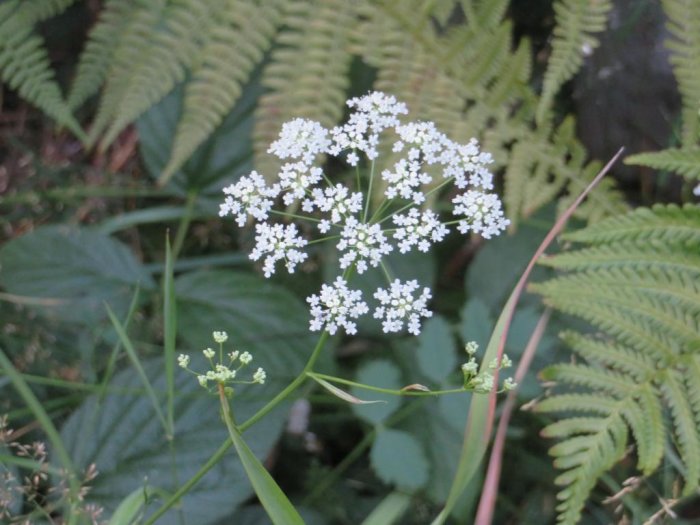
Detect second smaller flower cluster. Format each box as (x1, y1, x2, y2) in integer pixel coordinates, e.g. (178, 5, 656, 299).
(178, 331, 266, 395)
(461, 342, 516, 393)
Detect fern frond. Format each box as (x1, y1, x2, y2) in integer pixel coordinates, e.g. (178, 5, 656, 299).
(562, 204, 700, 245)
(253, 0, 357, 176)
(661, 0, 700, 147)
(97, 0, 227, 149)
(535, 204, 700, 524)
(541, 364, 641, 398)
(0, 0, 84, 139)
(14, 0, 78, 24)
(660, 370, 700, 492)
(541, 417, 608, 439)
(625, 148, 700, 181)
(467, 0, 510, 29)
(560, 331, 655, 380)
(161, 0, 284, 184)
(67, 0, 136, 110)
(539, 243, 700, 276)
(536, 0, 613, 124)
(86, 0, 169, 145)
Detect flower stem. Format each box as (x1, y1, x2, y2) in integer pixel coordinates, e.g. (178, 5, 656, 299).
(363, 159, 376, 222)
(218, 383, 238, 431)
(308, 372, 470, 397)
(269, 209, 322, 223)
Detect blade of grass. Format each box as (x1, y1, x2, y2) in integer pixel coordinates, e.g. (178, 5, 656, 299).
(361, 492, 411, 525)
(474, 308, 551, 525)
(105, 304, 170, 438)
(0, 348, 81, 522)
(164, 234, 176, 437)
(218, 384, 305, 525)
(99, 286, 141, 401)
(431, 148, 624, 524)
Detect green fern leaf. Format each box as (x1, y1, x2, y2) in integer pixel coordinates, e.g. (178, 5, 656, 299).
(253, 0, 357, 176)
(660, 369, 700, 492)
(97, 0, 227, 149)
(536, 0, 613, 124)
(625, 148, 700, 181)
(534, 204, 700, 524)
(0, 0, 84, 139)
(161, 0, 284, 184)
(86, 0, 169, 146)
(661, 0, 700, 147)
(562, 204, 700, 245)
(67, 0, 136, 110)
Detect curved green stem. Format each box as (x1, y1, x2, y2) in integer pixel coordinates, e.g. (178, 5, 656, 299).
(363, 159, 376, 222)
(308, 372, 470, 397)
(270, 209, 323, 223)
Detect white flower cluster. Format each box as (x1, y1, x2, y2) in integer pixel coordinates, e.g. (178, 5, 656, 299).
(179, 331, 267, 391)
(220, 92, 510, 336)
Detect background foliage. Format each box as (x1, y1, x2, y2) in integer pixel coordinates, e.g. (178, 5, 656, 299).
(1, 1, 699, 524)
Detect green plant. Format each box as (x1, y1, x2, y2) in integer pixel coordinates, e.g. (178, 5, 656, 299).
(1, 0, 627, 225)
(532, 204, 700, 524)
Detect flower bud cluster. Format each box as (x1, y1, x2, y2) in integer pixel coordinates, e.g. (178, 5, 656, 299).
(179, 331, 266, 393)
(220, 92, 509, 336)
(460, 342, 517, 394)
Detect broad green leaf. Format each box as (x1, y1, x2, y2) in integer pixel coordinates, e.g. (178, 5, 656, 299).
(466, 219, 548, 311)
(137, 81, 260, 194)
(459, 298, 493, 351)
(351, 360, 402, 425)
(228, 425, 305, 525)
(402, 396, 471, 503)
(0, 225, 153, 323)
(416, 315, 456, 384)
(61, 361, 288, 525)
(370, 429, 429, 490)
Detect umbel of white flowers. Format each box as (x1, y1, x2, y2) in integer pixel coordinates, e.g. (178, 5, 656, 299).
(178, 331, 266, 394)
(220, 92, 509, 336)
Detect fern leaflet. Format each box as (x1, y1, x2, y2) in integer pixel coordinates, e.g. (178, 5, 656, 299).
(0, 0, 84, 139)
(533, 204, 700, 524)
(536, 0, 613, 124)
(625, 148, 700, 181)
(662, 0, 700, 147)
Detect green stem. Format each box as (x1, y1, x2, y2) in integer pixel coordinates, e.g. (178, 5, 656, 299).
(270, 209, 323, 223)
(308, 372, 469, 397)
(171, 190, 198, 260)
(218, 383, 238, 430)
(0, 349, 81, 524)
(142, 330, 331, 525)
(377, 176, 455, 225)
(363, 159, 376, 222)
